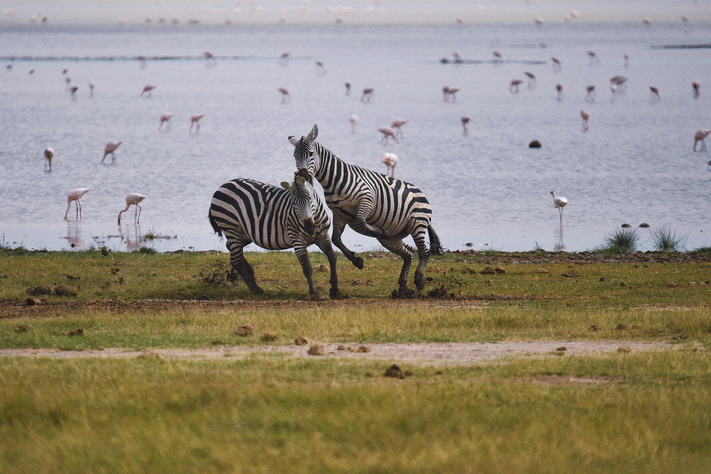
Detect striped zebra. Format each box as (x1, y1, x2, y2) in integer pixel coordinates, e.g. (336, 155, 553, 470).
(289, 124, 443, 297)
(208, 175, 339, 299)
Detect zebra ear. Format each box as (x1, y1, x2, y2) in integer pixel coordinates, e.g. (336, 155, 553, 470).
(307, 124, 318, 141)
(280, 181, 292, 189)
(288, 136, 297, 146)
(294, 175, 305, 186)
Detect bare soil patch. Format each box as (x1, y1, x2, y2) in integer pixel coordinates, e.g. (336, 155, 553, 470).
(0, 340, 680, 366)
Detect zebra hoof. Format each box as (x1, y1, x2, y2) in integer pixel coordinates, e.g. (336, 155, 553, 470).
(352, 256, 364, 269)
(309, 293, 325, 301)
(249, 286, 265, 295)
(330, 288, 346, 299)
(415, 276, 425, 291)
(390, 287, 416, 299)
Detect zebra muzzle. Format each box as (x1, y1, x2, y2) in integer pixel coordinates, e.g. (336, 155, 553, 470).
(303, 218, 315, 235)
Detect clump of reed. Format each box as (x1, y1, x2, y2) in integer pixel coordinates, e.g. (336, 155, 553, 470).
(649, 226, 687, 252)
(597, 228, 638, 254)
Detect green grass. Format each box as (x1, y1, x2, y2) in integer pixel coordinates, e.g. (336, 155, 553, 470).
(1, 352, 711, 473)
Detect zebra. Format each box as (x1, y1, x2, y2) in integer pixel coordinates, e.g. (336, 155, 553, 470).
(208, 174, 339, 299)
(289, 124, 444, 297)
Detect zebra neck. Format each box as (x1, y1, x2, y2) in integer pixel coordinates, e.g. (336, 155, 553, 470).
(314, 143, 346, 192)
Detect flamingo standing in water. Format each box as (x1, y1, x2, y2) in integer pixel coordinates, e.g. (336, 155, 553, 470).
(391, 119, 408, 137)
(344, 82, 351, 95)
(556, 84, 563, 101)
(43, 147, 54, 171)
(361, 88, 374, 102)
(585, 85, 596, 102)
(442, 86, 460, 102)
(380, 152, 398, 178)
(694, 129, 710, 152)
(102, 140, 122, 164)
(580, 110, 590, 131)
(461, 115, 471, 135)
(349, 114, 358, 133)
(550, 190, 568, 225)
(378, 126, 399, 144)
(692, 81, 700, 98)
(509, 79, 523, 93)
(159, 113, 173, 131)
(190, 114, 204, 133)
(277, 87, 290, 103)
(140, 85, 156, 97)
(649, 86, 661, 101)
(118, 193, 147, 224)
(551, 57, 561, 71)
(524, 71, 536, 88)
(64, 188, 90, 220)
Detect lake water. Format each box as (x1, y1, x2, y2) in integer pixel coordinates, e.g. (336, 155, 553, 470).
(1, 15, 710, 253)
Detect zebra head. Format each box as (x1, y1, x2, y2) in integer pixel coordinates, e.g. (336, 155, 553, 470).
(281, 174, 317, 235)
(289, 124, 319, 182)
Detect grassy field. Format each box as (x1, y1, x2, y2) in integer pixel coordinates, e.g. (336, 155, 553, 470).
(1, 248, 710, 472)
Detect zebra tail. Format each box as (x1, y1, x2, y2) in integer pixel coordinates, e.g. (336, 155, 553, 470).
(428, 225, 445, 256)
(208, 209, 223, 237)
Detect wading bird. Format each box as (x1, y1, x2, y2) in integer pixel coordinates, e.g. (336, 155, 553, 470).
(524, 71, 536, 88)
(692, 81, 700, 98)
(190, 114, 204, 133)
(550, 190, 568, 225)
(349, 114, 358, 133)
(694, 129, 710, 152)
(344, 81, 351, 95)
(585, 85, 596, 102)
(43, 147, 54, 171)
(509, 79, 523, 93)
(278, 87, 290, 103)
(461, 115, 470, 135)
(140, 84, 155, 97)
(390, 119, 408, 137)
(380, 152, 398, 178)
(556, 84, 563, 101)
(378, 126, 399, 144)
(649, 86, 661, 101)
(64, 188, 89, 220)
(361, 88, 374, 102)
(551, 56, 561, 71)
(118, 193, 146, 224)
(580, 110, 590, 131)
(442, 86, 459, 102)
(102, 140, 122, 164)
(159, 113, 173, 131)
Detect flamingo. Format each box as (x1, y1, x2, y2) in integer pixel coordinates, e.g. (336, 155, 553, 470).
(585, 85, 596, 102)
(587, 50, 600, 64)
(344, 81, 352, 95)
(378, 126, 399, 144)
(102, 140, 122, 164)
(277, 87, 290, 103)
(43, 147, 54, 171)
(492, 51, 503, 64)
(556, 84, 563, 101)
(140, 84, 155, 97)
(509, 79, 523, 93)
(694, 129, 710, 152)
(461, 115, 471, 135)
(203, 51, 216, 66)
(89, 82, 95, 97)
(524, 71, 536, 88)
(361, 88, 374, 102)
(550, 190, 568, 225)
(159, 113, 173, 131)
(580, 110, 590, 131)
(610, 75, 628, 92)
(551, 57, 561, 71)
(138, 55, 147, 69)
(624, 54, 630, 67)
(64, 75, 72, 90)
(692, 81, 700, 98)
(278, 52, 289, 66)
(64, 188, 89, 220)
(315, 60, 326, 76)
(69, 86, 78, 100)
(348, 114, 358, 133)
(649, 86, 661, 102)
(442, 86, 460, 102)
(380, 152, 398, 178)
(190, 114, 204, 133)
(390, 119, 408, 137)
(118, 193, 147, 225)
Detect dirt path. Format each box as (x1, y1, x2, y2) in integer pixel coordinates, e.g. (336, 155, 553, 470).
(0, 340, 681, 366)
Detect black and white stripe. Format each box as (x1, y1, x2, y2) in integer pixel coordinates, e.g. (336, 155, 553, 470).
(209, 176, 339, 298)
(289, 124, 443, 296)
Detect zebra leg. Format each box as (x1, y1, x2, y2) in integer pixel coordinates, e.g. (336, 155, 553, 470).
(411, 226, 430, 291)
(293, 243, 320, 299)
(378, 237, 415, 297)
(332, 215, 364, 269)
(316, 237, 341, 299)
(349, 197, 389, 239)
(224, 231, 263, 294)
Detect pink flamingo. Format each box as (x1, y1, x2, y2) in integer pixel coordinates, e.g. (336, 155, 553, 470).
(278, 52, 289, 65)
(692, 81, 700, 98)
(315, 61, 326, 76)
(89, 82, 95, 97)
(349, 114, 358, 133)
(159, 113, 173, 131)
(550, 190, 568, 225)
(102, 140, 122, 164)
(43, 147, 54, 171)
(524, 71, 536, 88)
(585, 85, 596, 102)
(345, 82, 352, 95)
(390, 119, 408, 137)
(140, 84, 156, 97)
(64, 75, 72, 90)
(278, 87, 290, 103)
(442, 86, 459, 102)
(461, 115, 470, 135)
(492, 51, 503, 64)
(378, 126, 399, 144)
(694, 129, 710, 152)
(190, 114, 204, 133)
(551, 56, 561, 71)
(580, 110, 590, 131)
(624, 54, 630, 67)
(118, 193, 147, 224)
(69, 86, 78, 100)
(649, 86, 661, 101)
(361, 88, 374, 102)
(64, 188, 90, 220)
(556, 84, 563, 101)
(203, 51, 216, 66)
(509, 79, 523, 93)
(587, 50, 600, 64)
(380, 152, 398, 178)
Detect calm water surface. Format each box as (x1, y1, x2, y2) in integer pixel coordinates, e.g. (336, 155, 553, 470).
(1, 22, 709, 252)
